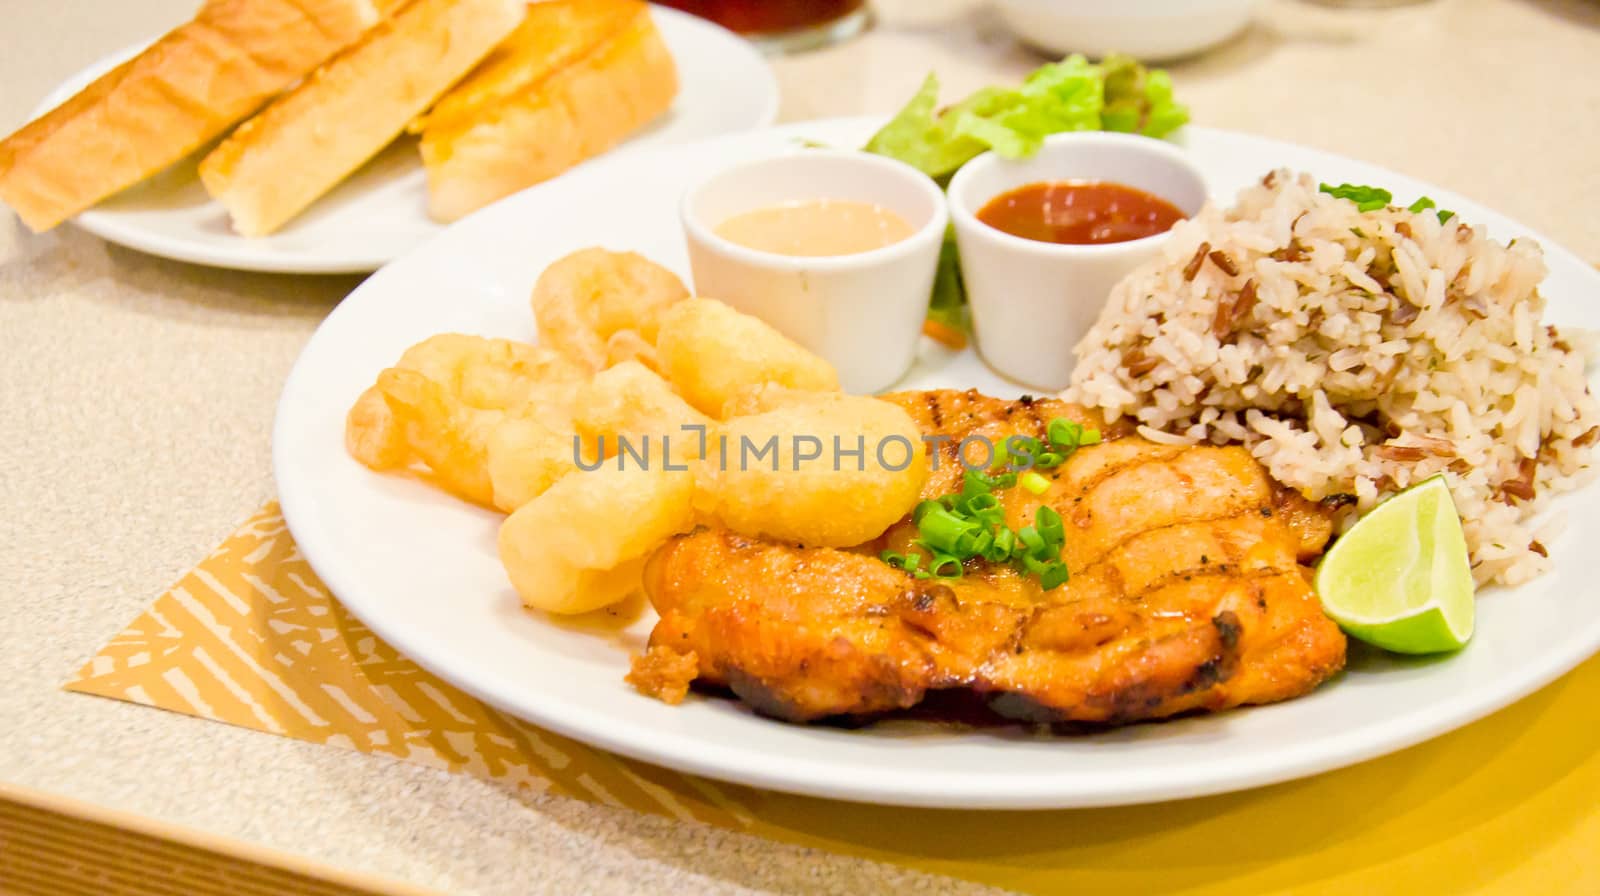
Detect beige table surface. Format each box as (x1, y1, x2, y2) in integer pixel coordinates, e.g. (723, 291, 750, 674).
(3, 1, 1598, 893)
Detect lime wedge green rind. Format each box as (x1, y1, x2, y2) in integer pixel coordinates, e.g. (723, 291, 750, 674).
(1314, 475, 1475, 655)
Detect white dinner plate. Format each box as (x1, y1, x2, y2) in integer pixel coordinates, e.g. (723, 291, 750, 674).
(274, 117, 1600, 808)
(31, 7, 778, 274)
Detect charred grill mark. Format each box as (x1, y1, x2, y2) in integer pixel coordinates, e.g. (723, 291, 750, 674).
(1177, 612, 1244, 697)
(724, 669, 810, 721)
(1214, 610, 1242, 650)
(987, 691, 1067, 725)
(924, 391, 945, 428)
(1319, 493, 1358, 511)
(1058, 446, 1191, 509)
(1113, 563, 1301, 607)
(1012, 396, 1050, 442)
(1070, 508, 1291, 583)
(905, 583, 957, 615)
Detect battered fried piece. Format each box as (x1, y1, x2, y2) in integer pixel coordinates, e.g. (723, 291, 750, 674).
(638, 390, 1346, 725)
(531, 248, 689, 372)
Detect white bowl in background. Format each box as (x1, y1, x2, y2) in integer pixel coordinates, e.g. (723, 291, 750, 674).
(681, 150, 948, 394)
(993, 0, 1258, 62)
(948, 131, 1207, 390)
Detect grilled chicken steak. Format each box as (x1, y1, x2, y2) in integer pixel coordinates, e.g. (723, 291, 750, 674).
(630, 390, 1347, 725)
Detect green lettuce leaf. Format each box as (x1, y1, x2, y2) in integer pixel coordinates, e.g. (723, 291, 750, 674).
(864, 54, 1190, 330)
(926, 225, 967, 332)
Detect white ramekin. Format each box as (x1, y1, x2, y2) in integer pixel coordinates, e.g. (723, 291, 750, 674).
(681, 150, 948, 394)
(993, 0, 1258, 62)
(947, 131, 1207, 390)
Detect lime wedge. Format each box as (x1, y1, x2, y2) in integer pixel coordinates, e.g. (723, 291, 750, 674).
(1315, 475, 1475, 654)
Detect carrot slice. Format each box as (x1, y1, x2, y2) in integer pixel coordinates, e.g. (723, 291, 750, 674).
(922, 319, 967, 350)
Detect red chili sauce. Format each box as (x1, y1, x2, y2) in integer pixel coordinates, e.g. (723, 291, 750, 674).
(976, 180, 1186, 246)
(653, 0, 865, 34)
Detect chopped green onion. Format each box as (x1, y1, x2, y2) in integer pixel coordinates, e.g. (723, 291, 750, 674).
(1017, 525, 1046, 558)
(963, 529, 995, 558)
(986, 527, 1016, 562)
(997, 435, 1040, 470)
(928, 553, 964, 579)
(918, 507, 980, 554)
(881, 435, 1077, 589)
(1021, 554, 1052, 576)
(964, 493, 1000, 515)
(1047, 419, 1083, 448)
(972, 511, 1006, 532)
(1043, 417, 1101, 465)
(881, 549, 926, 576)
(1036, 505, 1064, 548)
(1437, 209, 1456, 224)
(1037, 561, 1070, 590)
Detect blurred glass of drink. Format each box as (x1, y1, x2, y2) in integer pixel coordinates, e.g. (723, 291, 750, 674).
(654, 0, 870, 52)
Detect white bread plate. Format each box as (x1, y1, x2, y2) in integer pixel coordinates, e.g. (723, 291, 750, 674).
(22, 7, 777, 274)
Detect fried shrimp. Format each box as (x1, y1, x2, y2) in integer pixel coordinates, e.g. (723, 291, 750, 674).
(656, 298, 839, 418)
(499, 466, 696, 614)
(375, 368, 502, 507)
(485, 416, 582, 513)
(573, 361, 712, 466)
(345, 330, 589, 509)
(346, 386, 410, 471)
(695, 393, 927, 547)
(604, 329, 662, 373)
(396, 333, 586, 409)
(530, 248, 690, 372)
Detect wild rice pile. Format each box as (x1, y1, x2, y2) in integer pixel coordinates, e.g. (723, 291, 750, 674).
(1066, 170, 1598, 586)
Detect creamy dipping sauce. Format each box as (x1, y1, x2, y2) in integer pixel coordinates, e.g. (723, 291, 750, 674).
(715, 199, 914, 257)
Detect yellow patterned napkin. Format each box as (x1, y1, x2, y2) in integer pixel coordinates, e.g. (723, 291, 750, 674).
(68, 505, 1600, 895)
